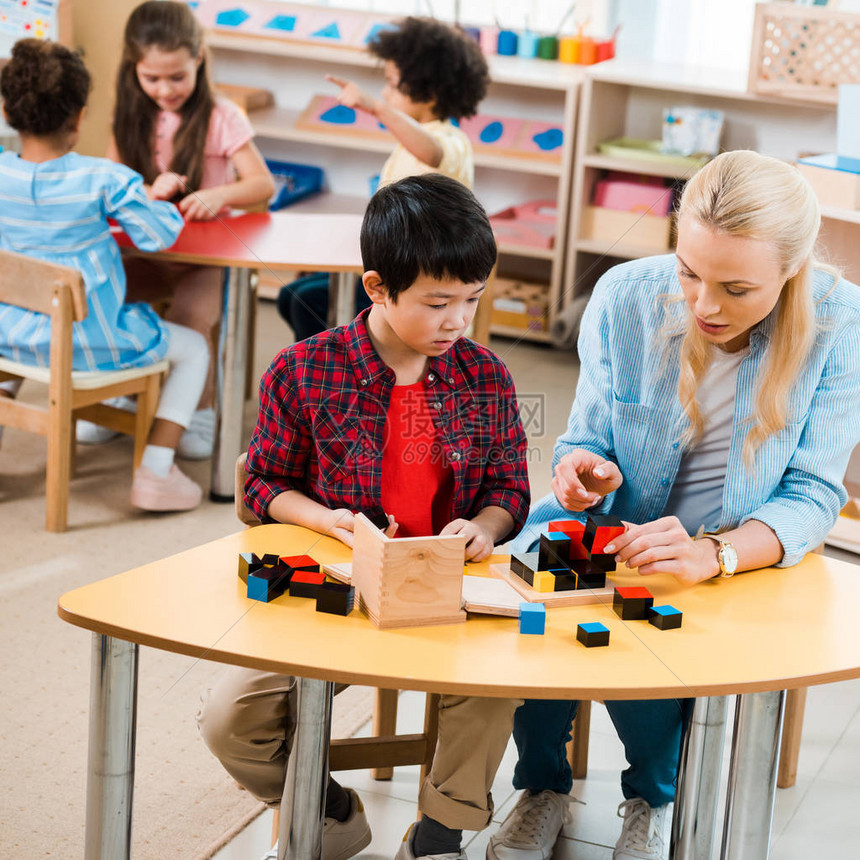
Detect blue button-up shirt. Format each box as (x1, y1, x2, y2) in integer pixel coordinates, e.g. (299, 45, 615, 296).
(515, 255, 860, 566)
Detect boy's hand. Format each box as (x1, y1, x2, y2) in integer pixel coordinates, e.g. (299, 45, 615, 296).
(179, 188, 227, 221)
(552, 449, 622, 511)
(440, 519, 494, 562)
(322, 509, 399, 548)
(149, 172, 187, 201)
(326, 74, 378, 115)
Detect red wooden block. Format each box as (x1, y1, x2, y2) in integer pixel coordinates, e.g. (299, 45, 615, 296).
(615, 586, 653, 600)
(584, 515, 625, 554)
(548, 519, 588, 560)
(280, 554, 320, 572)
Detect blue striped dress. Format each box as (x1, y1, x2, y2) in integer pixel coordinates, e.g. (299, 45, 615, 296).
(0, 150, 184, 371)
(513, 254, 860, 567)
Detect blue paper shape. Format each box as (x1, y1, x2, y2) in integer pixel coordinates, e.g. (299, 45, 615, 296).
(320, 105, 356, 125)
(264, 15, 296, 32)
(215, 8, 251, 28)
(312, 22, 342, 40)
(479, 121, 504, 144)
(365, 22, 397, 44)
(533, 128, 564, 151)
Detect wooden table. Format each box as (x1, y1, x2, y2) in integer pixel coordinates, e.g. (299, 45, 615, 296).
(114, 211, 363, 499)
(58, 526, 860, 859)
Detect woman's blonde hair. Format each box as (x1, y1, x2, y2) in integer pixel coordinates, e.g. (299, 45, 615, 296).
(675, 149, 825, 469)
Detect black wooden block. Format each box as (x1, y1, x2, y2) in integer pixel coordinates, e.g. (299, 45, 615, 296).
(316, 582, 355, 616)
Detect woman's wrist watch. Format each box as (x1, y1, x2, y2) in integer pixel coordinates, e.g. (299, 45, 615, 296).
(701, 535, 739, 578)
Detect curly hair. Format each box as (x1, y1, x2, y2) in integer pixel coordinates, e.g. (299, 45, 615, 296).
(0, 39, 91, 136)
(369, 17, 489, 120)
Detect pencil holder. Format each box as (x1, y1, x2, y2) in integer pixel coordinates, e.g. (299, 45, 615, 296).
(579, 37, 597, 65)
(559, 36, 581, 64)
(517, 30, 539, 58)
(480, 26, 499, 55)
(537, 36, 559, 60)
(497, 29, 518, 56)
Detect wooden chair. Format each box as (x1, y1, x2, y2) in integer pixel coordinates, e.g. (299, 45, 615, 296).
(234, 454, 439, 803)
(0, 249, 167, 532)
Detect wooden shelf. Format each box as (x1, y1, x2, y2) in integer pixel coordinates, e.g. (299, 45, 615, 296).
(497, 243, 557, 261)
(820, 205, 860, 226)
(576, 238, 673, 260)
(583, 154, 696, 181)
(251, 106, 564, 176)
(489, 323, 552, 343)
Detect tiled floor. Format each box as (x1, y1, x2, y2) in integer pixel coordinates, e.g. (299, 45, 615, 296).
(215, 676, 860, 860)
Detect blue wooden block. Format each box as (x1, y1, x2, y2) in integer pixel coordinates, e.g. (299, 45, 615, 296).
(576, 621, 610, 647)
(519, 602, 546, 635)
(647, 604, 683, 630)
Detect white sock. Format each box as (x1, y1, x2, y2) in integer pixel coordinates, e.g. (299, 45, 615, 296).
(141, 444, 175, 477)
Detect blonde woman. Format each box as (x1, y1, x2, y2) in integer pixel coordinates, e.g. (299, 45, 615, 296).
(488, 151, 860, 860)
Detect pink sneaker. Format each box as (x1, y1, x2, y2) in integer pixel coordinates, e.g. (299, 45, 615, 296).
(130, 464, 202, 512)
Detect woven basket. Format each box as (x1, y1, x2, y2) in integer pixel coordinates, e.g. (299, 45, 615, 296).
(748, 2, 860, 104)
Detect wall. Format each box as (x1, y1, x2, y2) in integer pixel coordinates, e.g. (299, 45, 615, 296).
(72, 0, 139, 157)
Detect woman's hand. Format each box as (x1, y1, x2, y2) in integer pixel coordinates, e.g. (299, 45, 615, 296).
(440, 518, 494, 562)
(326, 75, 378, 114)
(178, 188, 228, 221)
(606, 516, 720, 585)
(149, 172, 187, 201)
(551, 449, 622, 511)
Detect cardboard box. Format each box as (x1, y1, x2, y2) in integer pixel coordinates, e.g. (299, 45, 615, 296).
(491, 278, 549, 332)
(581, 206, 671, 252)
(797, 155, 860, 210)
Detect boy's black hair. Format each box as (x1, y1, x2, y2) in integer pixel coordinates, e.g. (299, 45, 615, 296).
(361, 174, 497, 301)
(0, 39, 91, 136)
(369, 17, 489, 120)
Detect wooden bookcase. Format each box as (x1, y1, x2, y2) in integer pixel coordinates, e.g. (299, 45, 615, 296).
(204, 23, 583, 342)
(565, 58, 847, 316)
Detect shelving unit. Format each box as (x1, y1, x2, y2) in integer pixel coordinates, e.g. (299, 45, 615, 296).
(566, 58, 842, 311)
(204, 21, 584, 342)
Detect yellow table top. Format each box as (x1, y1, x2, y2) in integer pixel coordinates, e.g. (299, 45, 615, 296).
(58, 525, 860, 700)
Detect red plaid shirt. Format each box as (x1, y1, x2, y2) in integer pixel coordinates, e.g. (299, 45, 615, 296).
(245, 309, 530, 539)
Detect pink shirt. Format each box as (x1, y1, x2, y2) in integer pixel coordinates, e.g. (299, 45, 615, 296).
(153, 97, 254, 189)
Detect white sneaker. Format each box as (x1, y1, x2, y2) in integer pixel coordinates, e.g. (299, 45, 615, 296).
(76, 396, 136, 444)
(262, 788, 372, 860)
(613, 798, 672, 860)
(176, 407, 215, 460)
(487, 790, 579, 860)
(395, 821, 467, 860)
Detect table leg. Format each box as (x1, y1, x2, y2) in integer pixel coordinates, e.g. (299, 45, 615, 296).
(672, 696, 728, 860)
(211, 266, 252, 501)
(84, 634, 139, 860)
(720, 690, 786, 859)
(328, 271, 356, 328)
(278, 678, 334, 860)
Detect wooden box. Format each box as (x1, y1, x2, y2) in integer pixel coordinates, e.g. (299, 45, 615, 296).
(351, 514, 467, 629)
(581, 205, 671, 252)
(797, 157, 860, 210)
(748, 2, 860, 105)
(491, 278, 549, 332)
(214, 83, 275, 112)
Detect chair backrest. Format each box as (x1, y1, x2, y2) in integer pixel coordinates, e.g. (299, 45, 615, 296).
(0, 249, 87, 320)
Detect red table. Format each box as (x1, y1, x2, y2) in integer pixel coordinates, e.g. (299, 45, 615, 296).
(114, 211, 363, 498)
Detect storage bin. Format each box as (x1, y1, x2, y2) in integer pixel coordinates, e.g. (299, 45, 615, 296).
(491, 278, 549, 332)
(266, 160, 325, 209)
(581, 206, 672, 252)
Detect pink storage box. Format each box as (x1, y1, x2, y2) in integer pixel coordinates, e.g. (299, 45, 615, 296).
(593, 172, 672, 216)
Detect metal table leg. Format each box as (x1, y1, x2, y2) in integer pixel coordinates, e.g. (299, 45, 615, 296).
(84, 634, 139, 860)
(672, 696, 728, 860)
(720, 690, 786, 859)
(211, 266, 252, 501)
(278, 678, 334, 860)
(328, 271, 356, 328)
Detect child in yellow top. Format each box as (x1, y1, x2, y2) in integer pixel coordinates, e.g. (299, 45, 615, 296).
(278, 17, 490, 342)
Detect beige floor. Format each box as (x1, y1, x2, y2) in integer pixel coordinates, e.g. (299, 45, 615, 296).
(2, 297, 858, 859)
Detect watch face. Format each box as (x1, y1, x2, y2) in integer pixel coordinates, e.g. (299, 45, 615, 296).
(720, 543, 739, 574)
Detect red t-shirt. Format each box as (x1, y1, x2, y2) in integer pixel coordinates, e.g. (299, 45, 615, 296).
(381, 382, 454, 537)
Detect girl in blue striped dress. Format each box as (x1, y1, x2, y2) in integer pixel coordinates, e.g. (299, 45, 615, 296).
(0, 39, 208, 512)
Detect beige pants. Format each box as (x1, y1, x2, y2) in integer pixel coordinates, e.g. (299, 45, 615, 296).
(197, 666, 521, 830)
